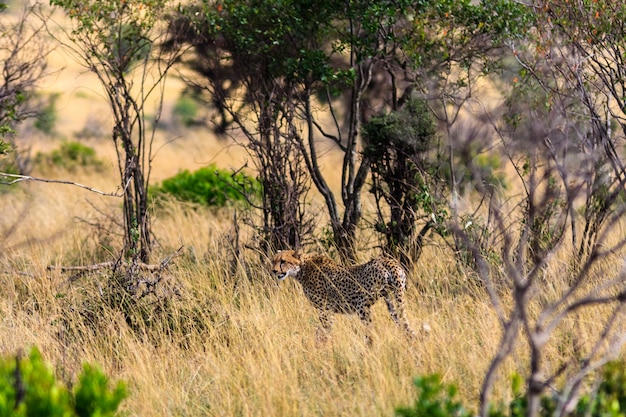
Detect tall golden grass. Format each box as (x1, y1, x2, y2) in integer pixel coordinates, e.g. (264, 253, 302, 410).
(3, 4, 621, 414)
(1, 133, 624, 417)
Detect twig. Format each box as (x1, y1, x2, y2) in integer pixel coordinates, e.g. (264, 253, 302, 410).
(0, 269, 35, 278)
(156, 245, 184, 270)
(0, 172, 129, 197)
(48, 262, 117, 272)
(48, 259, 176, 273)
(48, 245, 185, 278)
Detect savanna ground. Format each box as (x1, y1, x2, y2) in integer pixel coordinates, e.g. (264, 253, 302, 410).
(1, 33, 624, 417)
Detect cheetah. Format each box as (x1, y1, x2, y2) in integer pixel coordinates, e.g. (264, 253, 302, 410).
(271, 250, 415, 343)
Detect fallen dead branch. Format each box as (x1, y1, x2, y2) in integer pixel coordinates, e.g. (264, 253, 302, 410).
(48, 245, 184, 285)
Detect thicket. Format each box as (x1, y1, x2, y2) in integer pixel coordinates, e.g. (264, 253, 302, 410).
(149, 164, 261, 207)
(0, 347, 126, 417)
(172, 93, 201, 127)
(168, 0, 530, 260)
(362, 97, 447, 267)
(2, 0, 626, 416)
(34, 141, 104, 172)
(398, 360, 626, 417)
(34, 93, 60, 136)
(49, 0, 187, 263)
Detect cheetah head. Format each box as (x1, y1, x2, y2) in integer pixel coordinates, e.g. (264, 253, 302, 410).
(271, 250, 302, 281)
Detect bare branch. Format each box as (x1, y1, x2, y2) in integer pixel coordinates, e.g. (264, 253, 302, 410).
(0, 172, 129, 197)
(49, 245, 184, 284)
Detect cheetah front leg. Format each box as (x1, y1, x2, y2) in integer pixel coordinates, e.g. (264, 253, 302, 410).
(384, 292, 400, 324)
(358, 305, 374, 346)
(385, 291, 416, 338)
(315, 310, 334, 345)
(393, 290, 416, 338)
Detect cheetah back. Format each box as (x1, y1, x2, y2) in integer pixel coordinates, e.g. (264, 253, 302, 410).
(298, 256, 402, 314)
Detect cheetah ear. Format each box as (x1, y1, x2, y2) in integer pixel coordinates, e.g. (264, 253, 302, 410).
(292, 249, 303, 259)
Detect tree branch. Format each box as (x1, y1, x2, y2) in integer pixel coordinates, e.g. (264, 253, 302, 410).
(0, 172, 129, 197)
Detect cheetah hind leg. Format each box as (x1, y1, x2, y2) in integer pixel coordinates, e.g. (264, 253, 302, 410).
(384, 294, 400, 324)
(385, 292, 416, 339)
(358, 305, 373, 346)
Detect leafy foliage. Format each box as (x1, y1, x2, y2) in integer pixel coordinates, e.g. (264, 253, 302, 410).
(35, 141, 104, 172)
(396, 374, 472, 417)
(72, 364, 127, 417)
(172, 93, 200, 127)
(50, 0, 185, 262)
(0, 2, 51, 140)
(0, 140, 9, 156)
(34, 93, 60, 135)
(363, 98, 437, 156)
(403, 0, 533, 93)
(363, 98, 447, 265)
(209, 0, 339, 84)
(584, 360, 626, 417)
(0, 347, 126, 417)
(398, 360, 626, 417)
(150, 164, 261, 207)
(49, 0, 157, 72)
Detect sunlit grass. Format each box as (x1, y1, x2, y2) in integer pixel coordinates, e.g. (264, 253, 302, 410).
(1, 143, 624, 416)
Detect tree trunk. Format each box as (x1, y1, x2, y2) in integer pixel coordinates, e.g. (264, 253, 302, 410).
(119, 127, 151, 263)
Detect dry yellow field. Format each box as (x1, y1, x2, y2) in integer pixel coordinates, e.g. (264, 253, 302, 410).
(1, 17, 624, 416)
(0, 177, 490, 417)
(2, 149, 621, 416)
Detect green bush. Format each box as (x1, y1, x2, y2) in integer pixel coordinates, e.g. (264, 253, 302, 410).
(0, 347, 126, 417)
(172, 94, 200, 127)
(34, 93, 60, 135)
(580, 360, 626, 417)
(0, 140, 10, 156)
(150, 164, 261, 207)
(396, 374, 472, 417)
(35, 141, 104, 172)
(0, 154, 19, 176)
(0, 148, 21, 193)
(398, 360, 626, 417)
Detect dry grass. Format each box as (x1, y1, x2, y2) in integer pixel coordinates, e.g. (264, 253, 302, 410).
(1, 153, 622, 417)
(1, 50, 624, 413)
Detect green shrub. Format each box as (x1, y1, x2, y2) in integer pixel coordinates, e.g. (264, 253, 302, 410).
(0, 347, 126, 417)
(172, 94, 200, 127)
(34, 93, 60, 135)
(150, 164, 261, 207)
(35, 141, 104, 172)
(0, 140, 10, 156)
(0, 154, 19, 176)
(579, 360, 626, 417)
(72, 364, 127, 417)
(398, 360, 626, 417)
(0, 148, 21, 193)
(395, 375, 472, 417)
